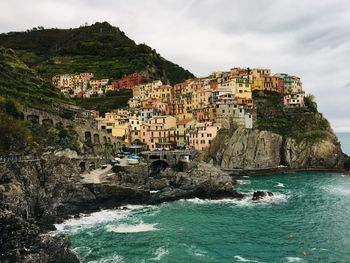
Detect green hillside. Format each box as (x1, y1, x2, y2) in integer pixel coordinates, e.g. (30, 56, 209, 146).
(0, 46, 68, 107)
(0, 22, 195, 84)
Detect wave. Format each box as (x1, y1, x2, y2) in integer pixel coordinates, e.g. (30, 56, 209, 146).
(233, 255, 265, 263)
(72, 246, 92, 261)
(54, 205, 155, 235)
(276, 182, 285, 188)
(237, 179, 251, 185)
(88, 253, 124, 263)
(106, 223, 158, 233)
(149, 247, 169, 261)
(285, 257, 304, 262)
(324, 186, 350, 196)
(182, 192, 289, 207)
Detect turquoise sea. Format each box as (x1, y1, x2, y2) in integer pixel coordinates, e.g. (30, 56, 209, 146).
(56, 133, 350, 263)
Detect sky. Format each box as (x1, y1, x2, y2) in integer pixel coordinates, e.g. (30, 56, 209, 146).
(0, 0, 350, 131)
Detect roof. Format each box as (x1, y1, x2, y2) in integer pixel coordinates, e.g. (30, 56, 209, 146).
(176, 119, 192, 125)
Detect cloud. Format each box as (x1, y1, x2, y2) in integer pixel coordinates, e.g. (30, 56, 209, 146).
(0, 0, 350, 131)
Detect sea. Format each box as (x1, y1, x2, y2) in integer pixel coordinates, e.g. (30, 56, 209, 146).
(54, 133, 350, 263)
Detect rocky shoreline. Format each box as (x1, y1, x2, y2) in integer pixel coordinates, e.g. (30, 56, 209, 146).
(0, 157, 241, 262)
(1, 138, 349, 262)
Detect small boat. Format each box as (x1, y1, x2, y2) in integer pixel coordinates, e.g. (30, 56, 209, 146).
(127, 154, 140, 165)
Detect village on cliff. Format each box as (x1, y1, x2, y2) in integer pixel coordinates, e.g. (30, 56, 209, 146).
(52, 68, 305, 151)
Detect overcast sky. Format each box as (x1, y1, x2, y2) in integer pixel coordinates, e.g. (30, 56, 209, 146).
(1, 0, 350, 131)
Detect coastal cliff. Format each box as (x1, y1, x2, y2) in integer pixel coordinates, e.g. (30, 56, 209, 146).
(209, 122, 346, 171)
(0, 153, 238, 262)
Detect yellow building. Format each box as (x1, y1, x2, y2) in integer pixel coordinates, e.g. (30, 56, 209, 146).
(175, 119, 196, 147)
(251, 79, 264, 91)
(112, 123, 130, 142)
(233, 77, 252, 99)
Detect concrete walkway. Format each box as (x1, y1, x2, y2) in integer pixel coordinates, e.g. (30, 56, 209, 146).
(81, 164, 113, 184)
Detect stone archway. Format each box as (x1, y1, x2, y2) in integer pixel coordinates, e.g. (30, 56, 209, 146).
(85, 131, 92, 143)
(89, 162, 96, 170)
(149, 160, 169, 175)
(79, 162, 86, 173)
(42, 118, 54, 127)
(93, 134, 100, 144)
(27, 115, 40, 124)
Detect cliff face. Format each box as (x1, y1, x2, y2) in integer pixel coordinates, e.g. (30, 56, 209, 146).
(209, 127, 346, 171)
(283, 135, 345, 169)
(0, 155, 85, 262)
(210, 128, 282, 169)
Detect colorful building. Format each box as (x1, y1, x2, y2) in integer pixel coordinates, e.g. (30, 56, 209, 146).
(187, 122, 220, 151)
(140, 116, 176, 150)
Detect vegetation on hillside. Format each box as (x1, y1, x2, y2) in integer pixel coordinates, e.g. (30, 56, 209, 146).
(0, 22, 195, 84)
(0, 98, 79, 154)
(254, 91, 332, 142)
(74, 89, 132, 115)
(0, 46, 68, 108)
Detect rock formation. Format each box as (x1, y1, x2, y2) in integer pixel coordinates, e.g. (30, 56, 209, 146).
(209, 126, 347, 171)
(0, 154, 241, 261)
(252, 191, 274, 201)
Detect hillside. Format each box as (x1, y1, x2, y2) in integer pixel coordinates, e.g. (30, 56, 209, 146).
(0, 46, 67, 107)
(0, 22, 195, 84)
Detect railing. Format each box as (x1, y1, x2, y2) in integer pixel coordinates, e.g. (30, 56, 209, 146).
(0, 155, 40, 163)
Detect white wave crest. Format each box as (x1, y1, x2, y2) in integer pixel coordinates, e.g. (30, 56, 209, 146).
(72, 246, 92, 260)
(276, 182, 285, 188)
(88, 253, 124, 263)
(54, 205, 155, 235)
(54, 210, 130, 234)
(233, 255, 265, 263)
(106, 223, 158, 233)
(182, 192, 289, 207)
(237, 179, 251, 185)
(286, 256, 304, 262)
(149, 247, 169, 261)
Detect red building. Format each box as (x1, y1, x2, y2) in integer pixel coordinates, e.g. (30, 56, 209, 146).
(112, 73, 148, 90)
(271, 76, 284, 95)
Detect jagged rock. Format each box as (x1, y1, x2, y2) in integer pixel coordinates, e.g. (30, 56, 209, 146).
(252, 191, 273, 201)
(209, 126, 347, 171)
(216, 128, 282, 169)
(283, 136, 345, 169)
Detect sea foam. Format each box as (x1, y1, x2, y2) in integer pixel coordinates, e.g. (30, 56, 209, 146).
(106, 223, 158, 233)
(149, 247, 169, 261)
(285, 256, 305, 262)
(276, 182, 285, 188)
(182, 191, 289, 207)
(237, 179, 251, 185)
(54, 205, 154, 234)
(233, 255, 265, 262)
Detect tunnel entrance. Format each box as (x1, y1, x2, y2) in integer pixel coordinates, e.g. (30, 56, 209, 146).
(149, 160, 169, 176)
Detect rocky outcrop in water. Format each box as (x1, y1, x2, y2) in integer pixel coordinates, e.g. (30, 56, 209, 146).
(105, 162, 243, 203)
(209, 127, 347, 171)
(252, 191, 273, 201)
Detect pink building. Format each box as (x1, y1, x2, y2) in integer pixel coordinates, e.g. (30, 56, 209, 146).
(284, 93, 305, 107)
(187, 122, 220, 151)
(140, 116, 176, 150)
